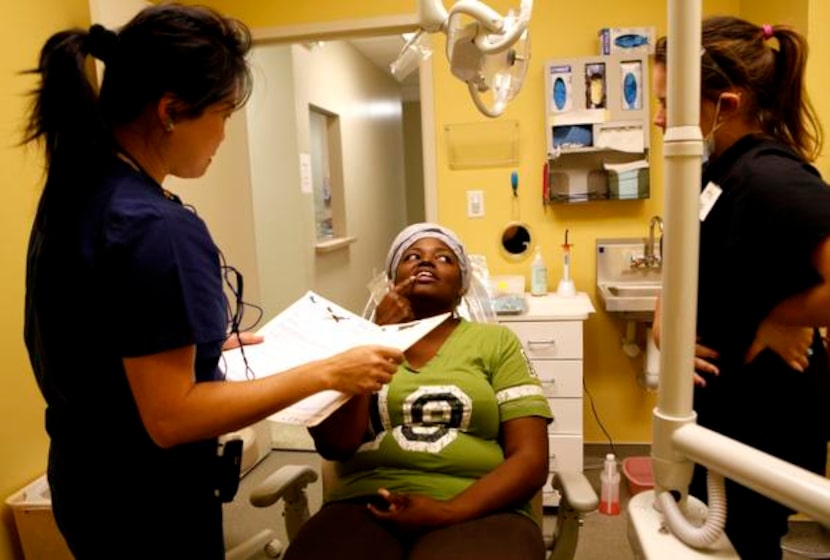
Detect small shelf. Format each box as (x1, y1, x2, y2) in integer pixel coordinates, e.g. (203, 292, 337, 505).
(547, 150, 650, 203)
(555, 146, 608, 155)
(315, 236, 356, 254)
(551, 145, 643, 157)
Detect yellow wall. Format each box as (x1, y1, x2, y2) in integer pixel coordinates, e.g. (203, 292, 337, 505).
(0, 3, 91, 558)
(740, 0, 807, 32)
(196, 0, 412, 27)
(807, 0, 830, 178)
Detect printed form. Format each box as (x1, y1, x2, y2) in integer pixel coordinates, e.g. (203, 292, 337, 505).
(221, 291, 449, 426)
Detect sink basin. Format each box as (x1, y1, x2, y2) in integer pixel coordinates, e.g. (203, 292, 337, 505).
(596, 238, 662, 319)
(605, 284, 662, 298)
(597, 282, 661, 313)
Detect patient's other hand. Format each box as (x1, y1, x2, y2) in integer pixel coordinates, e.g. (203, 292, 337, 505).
(367, 488, 454, 530)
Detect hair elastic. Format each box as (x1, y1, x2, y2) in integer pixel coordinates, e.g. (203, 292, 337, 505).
(762, 24, 774, 39)
(86, 24, 118, 64)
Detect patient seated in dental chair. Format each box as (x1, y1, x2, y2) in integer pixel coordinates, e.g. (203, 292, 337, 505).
(282, 223, 552, 560)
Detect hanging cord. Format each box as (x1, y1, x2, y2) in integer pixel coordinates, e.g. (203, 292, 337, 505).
(219, 250, 263, 380)
(583, 377, 618, 463)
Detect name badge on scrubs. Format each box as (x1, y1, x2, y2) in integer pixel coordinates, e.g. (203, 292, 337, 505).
(699, 182, 722, 221)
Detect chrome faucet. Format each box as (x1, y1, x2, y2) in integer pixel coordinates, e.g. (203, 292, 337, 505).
(631, 215, 663, 268)
(645, 215, 664, 267)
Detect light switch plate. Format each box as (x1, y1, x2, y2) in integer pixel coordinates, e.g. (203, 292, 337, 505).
(467, 190, 485, 218)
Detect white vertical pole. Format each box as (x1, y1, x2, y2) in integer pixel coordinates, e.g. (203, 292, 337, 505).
(651, 0, 703, 497)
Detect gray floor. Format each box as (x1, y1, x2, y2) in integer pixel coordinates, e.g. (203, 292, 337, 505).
(223, 446, 825, 559)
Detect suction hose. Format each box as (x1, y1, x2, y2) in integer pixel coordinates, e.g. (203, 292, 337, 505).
(657, 470, 727, 548)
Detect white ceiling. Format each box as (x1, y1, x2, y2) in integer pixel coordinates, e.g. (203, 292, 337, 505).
(348, 35, 421, 101)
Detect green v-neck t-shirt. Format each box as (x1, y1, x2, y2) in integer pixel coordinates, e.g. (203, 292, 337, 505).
(326, 319, 552, 517)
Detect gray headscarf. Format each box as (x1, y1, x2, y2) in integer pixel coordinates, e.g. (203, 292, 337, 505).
(385, 222, 471, 293)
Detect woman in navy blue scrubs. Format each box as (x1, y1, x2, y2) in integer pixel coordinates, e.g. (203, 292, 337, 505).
(23, 5, 403, 558)
(652, 17, 830, 559)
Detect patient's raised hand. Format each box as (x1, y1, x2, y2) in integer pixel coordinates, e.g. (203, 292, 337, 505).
(374, 277, 416, 325)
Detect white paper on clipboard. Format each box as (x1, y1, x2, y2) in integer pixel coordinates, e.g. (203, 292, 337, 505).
(220, 291, 449, 426)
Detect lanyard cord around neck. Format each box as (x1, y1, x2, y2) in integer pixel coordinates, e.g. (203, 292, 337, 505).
(114, 148, 183, 205)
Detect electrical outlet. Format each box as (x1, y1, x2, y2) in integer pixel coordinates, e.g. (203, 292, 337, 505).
(467, 190, 484, 218)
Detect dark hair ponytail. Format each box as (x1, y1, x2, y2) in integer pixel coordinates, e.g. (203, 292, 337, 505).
(766, 26, 822, 162)
(24, 4, 252, 212)
(701, 16, 822, 162)
(24, 28, 110, 182)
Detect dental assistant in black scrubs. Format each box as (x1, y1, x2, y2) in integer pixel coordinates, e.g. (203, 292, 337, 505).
(652, 16, 830, 560)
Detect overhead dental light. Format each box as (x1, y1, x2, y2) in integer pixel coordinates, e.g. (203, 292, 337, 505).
(390, 0, 533, 118)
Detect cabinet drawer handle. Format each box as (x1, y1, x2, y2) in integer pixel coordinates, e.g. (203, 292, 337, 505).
(527, 339, 556, 347)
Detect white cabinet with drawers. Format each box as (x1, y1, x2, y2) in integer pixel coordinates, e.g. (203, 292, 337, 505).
(498, 292, 594, 507)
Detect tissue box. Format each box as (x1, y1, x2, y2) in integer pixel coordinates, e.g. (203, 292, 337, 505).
(599, 26, 656, 55)
(604, 160, 650, 200)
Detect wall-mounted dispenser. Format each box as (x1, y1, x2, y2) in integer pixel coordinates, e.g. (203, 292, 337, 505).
(543, 53, 650, 203)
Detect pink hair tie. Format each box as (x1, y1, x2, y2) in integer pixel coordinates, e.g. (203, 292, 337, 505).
(762, 24, 774, 39)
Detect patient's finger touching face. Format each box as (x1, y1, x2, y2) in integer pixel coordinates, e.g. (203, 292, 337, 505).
(393, 275, 416, 297)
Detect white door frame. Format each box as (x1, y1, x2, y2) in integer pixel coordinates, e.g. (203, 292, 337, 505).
(251, 14, 438, 222)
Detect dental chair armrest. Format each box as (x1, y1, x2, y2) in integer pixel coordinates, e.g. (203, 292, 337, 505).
(547, 471, 598, 560)
(249, 465, 319, 508)
(552, 470, 599, 513)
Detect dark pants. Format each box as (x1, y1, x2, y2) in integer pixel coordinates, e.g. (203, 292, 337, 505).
(283, 501, 546, 560)
(48, 442, 225, 560)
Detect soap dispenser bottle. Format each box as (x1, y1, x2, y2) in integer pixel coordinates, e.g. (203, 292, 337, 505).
(530, 246, 548, 296)
(599, 453, 621, 515)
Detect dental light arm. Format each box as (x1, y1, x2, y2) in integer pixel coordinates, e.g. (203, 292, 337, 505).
(447, 0, 529, 54)
(392, 0, 533, 118)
